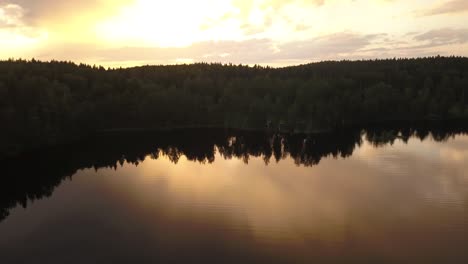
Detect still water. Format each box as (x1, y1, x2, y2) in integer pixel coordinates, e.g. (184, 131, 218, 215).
(1, 128, 468, 263)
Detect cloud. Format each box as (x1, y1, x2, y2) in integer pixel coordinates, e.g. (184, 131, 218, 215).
(33, 39, 276, 65)
(278, 32, 385, 60)
(420, 0, 468, 16)
(0, 3, 24, 28)
(0, 3, 43, 41)
(211, 0, 325, 37)
(32, 31, 390, 66)
(2, 0, 467, 66)
(414, 28, 468, 45)
(0, 0, 133, 25)
(359, 28, 468, 59)
(232, 0, 325, 13)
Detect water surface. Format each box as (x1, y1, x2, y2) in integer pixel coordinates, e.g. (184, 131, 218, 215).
(1, 128, 468, 263)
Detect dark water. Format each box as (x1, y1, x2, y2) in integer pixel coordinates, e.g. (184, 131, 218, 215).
(1, 127, 468, 263)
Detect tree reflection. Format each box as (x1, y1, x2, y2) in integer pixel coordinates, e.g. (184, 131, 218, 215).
(1, 124, 467, 222)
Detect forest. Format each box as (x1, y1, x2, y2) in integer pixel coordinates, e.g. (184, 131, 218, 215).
(1, 56, 468, 156)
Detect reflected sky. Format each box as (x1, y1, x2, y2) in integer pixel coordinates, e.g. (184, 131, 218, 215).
(1, 133, 468, 263)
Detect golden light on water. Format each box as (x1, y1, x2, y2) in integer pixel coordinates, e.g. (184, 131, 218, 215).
(1, 134, 468, 262)
(85, 135, 468, 243)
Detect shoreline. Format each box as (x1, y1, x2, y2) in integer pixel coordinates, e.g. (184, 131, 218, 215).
(2, 118, 467, 160)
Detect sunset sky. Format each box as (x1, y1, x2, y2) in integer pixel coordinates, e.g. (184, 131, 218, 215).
(0, 0, 467, 67)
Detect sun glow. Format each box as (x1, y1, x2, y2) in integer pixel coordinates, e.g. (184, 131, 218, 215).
(95, 0, 242, 47)
(2, 0, 468, 66)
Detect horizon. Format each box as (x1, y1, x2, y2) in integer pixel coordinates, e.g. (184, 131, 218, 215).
(2, 55, 467, 70)
(1, 0, 468, 67)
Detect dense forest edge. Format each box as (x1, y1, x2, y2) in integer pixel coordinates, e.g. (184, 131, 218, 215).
(1, 56, 468, 157)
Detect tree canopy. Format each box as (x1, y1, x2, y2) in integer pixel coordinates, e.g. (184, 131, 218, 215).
(1, 56, 468, 156)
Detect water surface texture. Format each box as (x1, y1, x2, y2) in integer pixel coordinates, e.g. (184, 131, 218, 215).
(1, 128, 468, 263)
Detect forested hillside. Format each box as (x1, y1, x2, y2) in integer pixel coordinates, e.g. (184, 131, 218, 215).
(1, 57, 468, 156)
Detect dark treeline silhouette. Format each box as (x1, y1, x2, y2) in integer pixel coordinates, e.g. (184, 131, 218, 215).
(1, 57, 468, 156)
(1, 124, 468, 222)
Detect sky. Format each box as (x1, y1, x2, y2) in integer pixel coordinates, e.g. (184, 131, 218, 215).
(0, 0, 467, 67)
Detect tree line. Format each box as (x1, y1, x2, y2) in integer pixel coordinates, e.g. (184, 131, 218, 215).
(1, 56, 468, 156)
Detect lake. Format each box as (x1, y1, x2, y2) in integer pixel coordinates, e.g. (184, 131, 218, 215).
(1, 126, 468, 263)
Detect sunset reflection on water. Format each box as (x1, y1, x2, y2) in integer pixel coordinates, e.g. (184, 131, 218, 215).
(1, 133, 468, 263)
